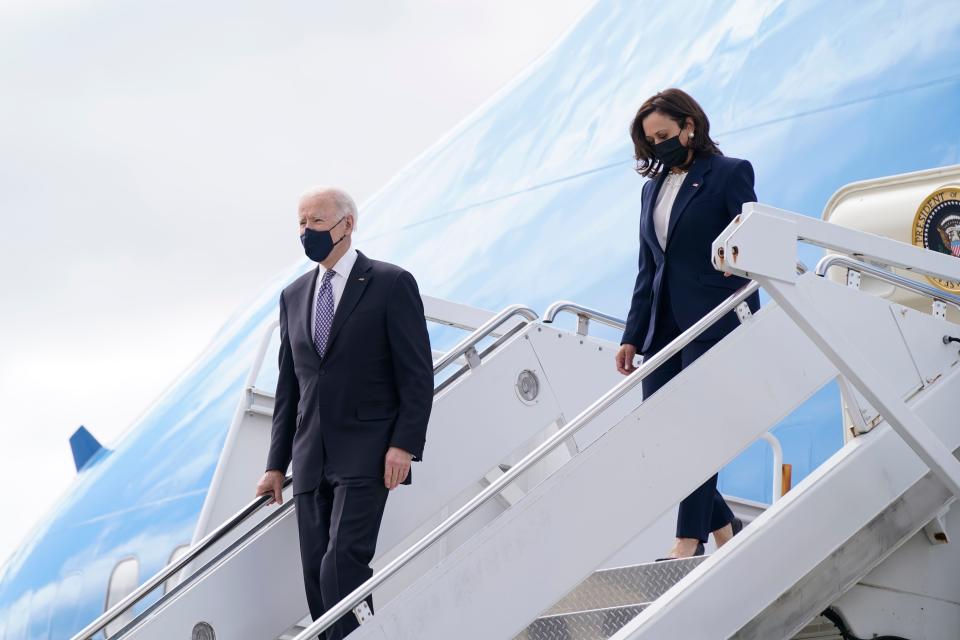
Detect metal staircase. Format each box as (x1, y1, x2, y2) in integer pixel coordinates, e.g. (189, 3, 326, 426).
(516, 557, 844, 640)
(297, 204, 960, 640)
(72, 204, 960, 640)
(71, 291, 674, 640)
(518, 557, 707, 640)
(337, 281, 840, 640)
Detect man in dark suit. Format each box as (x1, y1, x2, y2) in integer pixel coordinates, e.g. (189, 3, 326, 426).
(255, 187, 433, 639)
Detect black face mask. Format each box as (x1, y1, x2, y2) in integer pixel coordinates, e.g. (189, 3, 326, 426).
(300, 217, 346, 263)
(654, 133, 689, 169)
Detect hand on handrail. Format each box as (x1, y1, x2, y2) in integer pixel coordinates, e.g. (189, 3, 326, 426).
(255, 469, 286, 505)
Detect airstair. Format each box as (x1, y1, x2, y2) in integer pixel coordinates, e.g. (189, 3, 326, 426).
(73, 204, 960, 640)
(515, 557, 844, 639)
(71, 275, 654, 639)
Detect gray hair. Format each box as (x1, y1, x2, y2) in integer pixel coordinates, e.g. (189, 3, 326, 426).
(299, 186, 359, 228)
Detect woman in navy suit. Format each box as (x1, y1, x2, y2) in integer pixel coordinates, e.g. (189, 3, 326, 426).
(615, 88, 760, 560)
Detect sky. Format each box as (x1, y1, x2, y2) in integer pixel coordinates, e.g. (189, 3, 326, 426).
(0, 0, 592, 569)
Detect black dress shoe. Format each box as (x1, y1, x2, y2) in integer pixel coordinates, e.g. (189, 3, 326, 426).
(731, 517, 744, 536)
(656, 542, 705, 562)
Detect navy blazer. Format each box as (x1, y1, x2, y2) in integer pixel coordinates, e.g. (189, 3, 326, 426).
(622, 154, 761, 353)
(266, 250, 434, 495)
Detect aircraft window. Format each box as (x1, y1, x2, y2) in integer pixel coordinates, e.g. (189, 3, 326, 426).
(105, 557, 139, 636)
(163, 544, 192, 594)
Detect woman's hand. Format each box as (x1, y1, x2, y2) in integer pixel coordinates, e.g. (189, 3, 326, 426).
(616, 344, 639, 375)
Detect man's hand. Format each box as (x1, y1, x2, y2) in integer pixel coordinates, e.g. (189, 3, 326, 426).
(616, 343, 639, 375)
(384, 447, 413, 490)
(255, 470, 285, 505)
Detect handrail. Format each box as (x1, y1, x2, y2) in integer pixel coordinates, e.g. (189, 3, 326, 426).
(73, 305, 536, 639)
(114, 500, 297, 638)
(544, 299, 786, 501)
(194, 319, 281, 541)
(542, 301, 626, 335)
(71, 476, 294, 640)
(815, 255, 960, 311)
(245, 318, 281, 391)
(760, 432, 784, 502)
(432, 304, 538, 374)
(292, 280, 762, 640)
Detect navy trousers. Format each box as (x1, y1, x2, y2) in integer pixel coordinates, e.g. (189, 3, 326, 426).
(641, 283, 736, 543)
(295, 477, 389, 640)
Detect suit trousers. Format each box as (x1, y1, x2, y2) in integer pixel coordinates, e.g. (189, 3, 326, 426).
(295, 477, 389, 640)
(640, 283, 736, 543)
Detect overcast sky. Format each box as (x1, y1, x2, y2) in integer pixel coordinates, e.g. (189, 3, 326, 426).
(0, 0, 592, 568)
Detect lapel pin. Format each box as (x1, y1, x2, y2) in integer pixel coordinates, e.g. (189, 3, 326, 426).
(692, 182, 700, 188)
(358, 277, 366, 281)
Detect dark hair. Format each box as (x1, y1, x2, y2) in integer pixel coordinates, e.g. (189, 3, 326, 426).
(630, 88, 722, 177)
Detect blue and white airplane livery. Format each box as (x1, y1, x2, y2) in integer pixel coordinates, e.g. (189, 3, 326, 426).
(2, 1, 960, 638)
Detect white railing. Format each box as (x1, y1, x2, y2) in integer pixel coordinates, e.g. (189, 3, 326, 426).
(291, 280, 770, 640)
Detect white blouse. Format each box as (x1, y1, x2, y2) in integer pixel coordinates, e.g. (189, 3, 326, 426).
(652, 171, 686, 250)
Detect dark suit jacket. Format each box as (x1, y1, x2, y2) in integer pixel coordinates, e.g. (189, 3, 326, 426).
(622, 154, 761, 353)
(265, 250, 434, 495)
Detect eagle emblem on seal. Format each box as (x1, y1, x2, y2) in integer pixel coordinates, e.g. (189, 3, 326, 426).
(912, 186, 960, 293)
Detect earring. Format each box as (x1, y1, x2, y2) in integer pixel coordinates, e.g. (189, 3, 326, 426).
(689, 131, 695, 139)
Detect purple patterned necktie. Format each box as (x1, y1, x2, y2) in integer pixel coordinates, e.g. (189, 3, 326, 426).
(313, 269, 337, 358)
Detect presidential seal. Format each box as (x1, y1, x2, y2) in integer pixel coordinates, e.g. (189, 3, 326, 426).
(912, 186, 960, 293)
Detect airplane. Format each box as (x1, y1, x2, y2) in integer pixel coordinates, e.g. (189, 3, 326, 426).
(2, 1, 960, 638)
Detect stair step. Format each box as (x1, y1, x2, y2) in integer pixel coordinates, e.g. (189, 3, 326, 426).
(517, 608, 842, 640)
(544, 557, 706, 615)
(514, 557, 706, 640)
(515, 553, 844, 640)
(518, 603, 649, 640)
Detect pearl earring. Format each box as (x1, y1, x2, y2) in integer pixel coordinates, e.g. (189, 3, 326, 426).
(689, 131, 695, 139)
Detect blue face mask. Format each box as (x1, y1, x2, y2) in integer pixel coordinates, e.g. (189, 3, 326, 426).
(300, 217, 346, 263)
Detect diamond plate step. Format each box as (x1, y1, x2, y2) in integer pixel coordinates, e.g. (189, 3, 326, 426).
(544, 557, 706, 615)
(515, 554, 844, 640)
(518, 603, 649, 640)
(517, 609, 842, 640)
(515, 557, 705, 640)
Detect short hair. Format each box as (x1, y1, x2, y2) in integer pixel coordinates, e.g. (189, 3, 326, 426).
(300, 187, 359, 228)
(629, 88, 722, 178)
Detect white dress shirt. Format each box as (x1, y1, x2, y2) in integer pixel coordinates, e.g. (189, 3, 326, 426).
(652, 171, 686, 250)
(310, 247, 358, 336)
